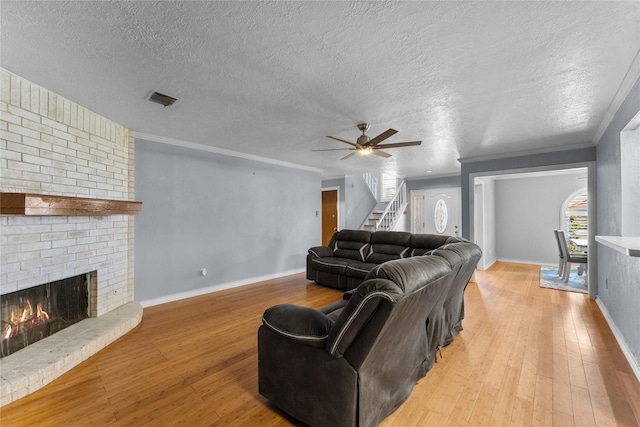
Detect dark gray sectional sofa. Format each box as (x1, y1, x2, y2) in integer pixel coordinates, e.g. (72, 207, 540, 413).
(307, 229, 464, 290)
(259, 232, 482, 427)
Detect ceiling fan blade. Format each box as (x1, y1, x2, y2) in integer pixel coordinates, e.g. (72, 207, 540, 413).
(311, 148, 353, 151)
(367, 129, 398, 146)
(326, 136, 358, 147)
(340, 151, 359, 160)
(371, 149, 392, 158)
(375, 141, 422, 149)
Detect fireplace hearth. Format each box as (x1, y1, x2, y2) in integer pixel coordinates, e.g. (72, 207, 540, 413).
(1, 274, 89, 358)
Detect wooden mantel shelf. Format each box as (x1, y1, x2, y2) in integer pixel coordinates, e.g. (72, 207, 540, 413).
(0, 193, 142, 216)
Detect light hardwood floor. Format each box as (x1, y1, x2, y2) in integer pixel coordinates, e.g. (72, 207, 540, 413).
(1, 262, 639, 426)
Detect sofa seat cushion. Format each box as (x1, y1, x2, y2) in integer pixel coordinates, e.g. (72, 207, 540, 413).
(345, 262, 378, 279)
(310, 257, 353, 275)
(262, 304, 333, 348)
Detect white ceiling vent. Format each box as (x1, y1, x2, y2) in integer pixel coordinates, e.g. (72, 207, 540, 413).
(148, 91, 178, 107)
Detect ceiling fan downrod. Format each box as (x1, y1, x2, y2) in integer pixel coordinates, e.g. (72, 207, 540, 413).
(357, 123, 371, 145)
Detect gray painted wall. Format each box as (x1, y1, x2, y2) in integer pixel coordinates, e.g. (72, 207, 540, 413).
(494, 173, 586, 265)
(344, 174, 377, 229)
(134, 139, 321, 303)
(596, 78, 640, 373)
(407, 175, 461, 190)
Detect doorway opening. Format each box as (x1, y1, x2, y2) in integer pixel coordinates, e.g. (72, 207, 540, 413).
(562, 189, 588, 253)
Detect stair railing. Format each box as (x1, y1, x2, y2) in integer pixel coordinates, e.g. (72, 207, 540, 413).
(375, 179, 407, 231)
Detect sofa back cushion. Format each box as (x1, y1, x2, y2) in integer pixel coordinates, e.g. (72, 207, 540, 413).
(331, 230, 372, 262)
(365, 231, 412, 264)
(326, 278, 401, 358)
(425, 247, 464, 269)
(410, 234, 462, 256)
(326, 256, 452, 356)
(364, 255, 452, 295)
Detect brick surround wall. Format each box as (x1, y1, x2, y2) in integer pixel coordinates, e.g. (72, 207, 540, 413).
(0, 69, 135, 316)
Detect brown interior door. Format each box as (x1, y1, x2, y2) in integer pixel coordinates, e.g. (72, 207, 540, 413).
(322, 190, 338, 246)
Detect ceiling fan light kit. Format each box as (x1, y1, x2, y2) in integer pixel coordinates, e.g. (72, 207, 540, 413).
(316, 123, 422, 160)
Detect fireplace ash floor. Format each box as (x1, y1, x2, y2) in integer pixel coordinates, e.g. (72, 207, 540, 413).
(0, 302, 142, 406)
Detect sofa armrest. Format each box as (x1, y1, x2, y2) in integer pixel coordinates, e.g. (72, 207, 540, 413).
(262, 304, 333, 348)
(308, 246, 333, 258)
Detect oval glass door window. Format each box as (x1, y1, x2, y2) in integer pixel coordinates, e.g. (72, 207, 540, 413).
(434, 199, 448, 234)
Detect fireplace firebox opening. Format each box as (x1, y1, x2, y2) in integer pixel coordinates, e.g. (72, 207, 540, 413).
(1, 272, 92, 358)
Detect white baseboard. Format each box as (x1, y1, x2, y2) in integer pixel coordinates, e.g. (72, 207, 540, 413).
(478, 257, 497, 270)
(596, 297, 640, 383)
(139, 268, 305, 308)
(495, 258, 557, 266)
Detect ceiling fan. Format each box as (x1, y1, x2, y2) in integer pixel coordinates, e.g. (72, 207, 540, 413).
(314, 124, 422, 160)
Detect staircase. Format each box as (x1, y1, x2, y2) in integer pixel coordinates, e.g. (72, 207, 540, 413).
(362, 203, 388, 231)
(362, 180, 407, 232)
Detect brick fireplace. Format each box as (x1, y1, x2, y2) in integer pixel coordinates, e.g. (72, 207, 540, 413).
(0, 69, 142, 405)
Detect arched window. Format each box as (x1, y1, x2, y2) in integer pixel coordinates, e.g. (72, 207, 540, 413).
(561, 189, 588, 253)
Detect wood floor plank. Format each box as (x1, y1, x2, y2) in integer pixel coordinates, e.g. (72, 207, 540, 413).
(619, 371, 640, 425)
(1, 263, 639, 426)
(553, 410, 575, 426)
(509, 396, 534, 427)
(489, 366, 520, 426)
(552, 351, 573, 416)
(571, 384, 596, 427)
(533, 374, 554, 426)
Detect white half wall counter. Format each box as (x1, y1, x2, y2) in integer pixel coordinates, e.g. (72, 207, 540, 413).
(596, 236, 640, 257)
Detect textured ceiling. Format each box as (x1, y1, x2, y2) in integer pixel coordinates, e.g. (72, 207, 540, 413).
(1, 1, 639, 179)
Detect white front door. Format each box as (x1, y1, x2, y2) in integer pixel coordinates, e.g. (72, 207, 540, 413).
(410, 187, 461, 236)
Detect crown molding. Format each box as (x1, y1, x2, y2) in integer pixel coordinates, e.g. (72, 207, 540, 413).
(135, 132, 324, 174)
(458, 141, 595, 164)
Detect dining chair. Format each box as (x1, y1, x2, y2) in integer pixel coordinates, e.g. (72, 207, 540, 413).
(553, 229, 565, 277)
(557, 230, 588, 283)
